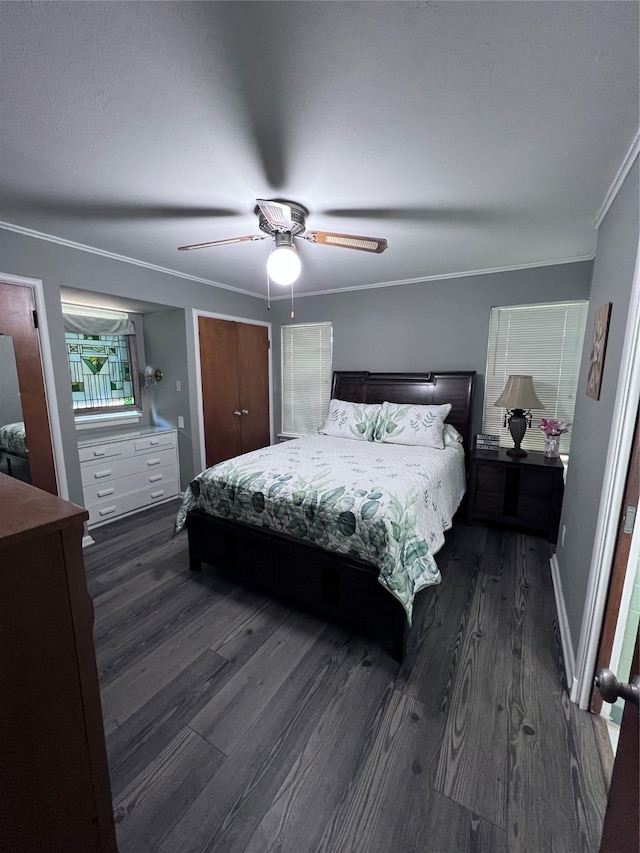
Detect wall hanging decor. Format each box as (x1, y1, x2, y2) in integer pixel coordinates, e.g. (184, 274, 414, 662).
(586, 302, 612, 400)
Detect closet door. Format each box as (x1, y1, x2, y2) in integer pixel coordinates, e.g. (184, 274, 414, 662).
(198, 317, 271, 468)
(0, 281, 57, 495)
(236, 322, 270, 454)
(198, 317, 241, 467)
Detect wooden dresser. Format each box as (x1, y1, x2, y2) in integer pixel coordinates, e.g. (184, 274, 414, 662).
(0, 474, 118, 852)
(78, 426, 179, 528)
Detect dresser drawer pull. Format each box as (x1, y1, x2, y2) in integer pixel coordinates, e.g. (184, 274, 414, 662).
(93, 449, 106, 457)
(150, 439, 160, 445)
(97, 487, 115, 498)
(150, 490, 165, 499)
(148, 474, 163, 483)
(99, 506, 117, 517)
(146, 458, 162, 466)
(93, 469, 112, 479)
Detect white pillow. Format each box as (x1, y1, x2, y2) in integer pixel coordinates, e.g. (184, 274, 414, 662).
(443, 423, 463, 446)
(374, 401, 452, 448)
(319, 399, 381, 442)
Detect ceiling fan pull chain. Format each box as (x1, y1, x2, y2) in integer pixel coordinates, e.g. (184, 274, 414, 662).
(267, 266, 271, 310)
(291, 286, 295, 320)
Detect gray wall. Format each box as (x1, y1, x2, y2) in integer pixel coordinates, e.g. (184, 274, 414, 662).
(0, 229, 266, 506)
(142, 308, 194, 488)
(557, 159, 640, 652)
(128, 312, 151, 428)
(268, 261, 593, 435)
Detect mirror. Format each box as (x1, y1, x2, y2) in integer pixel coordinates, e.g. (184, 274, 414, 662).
(0, 334, 31, 484)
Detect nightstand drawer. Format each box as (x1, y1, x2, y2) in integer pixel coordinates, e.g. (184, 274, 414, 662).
(467, 449, 564, 543)
(475, 464, 507, 516)
(518, 468, 553, 496)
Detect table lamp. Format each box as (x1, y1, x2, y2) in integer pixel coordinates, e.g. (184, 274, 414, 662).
(494, 375, 543, 458)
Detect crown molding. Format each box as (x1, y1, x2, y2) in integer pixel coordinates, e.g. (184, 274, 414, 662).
(0, 219, 595, 303)
(0, 221, 262, 300)
(269, 251, 597, 300)
(593, 129, 640, 230)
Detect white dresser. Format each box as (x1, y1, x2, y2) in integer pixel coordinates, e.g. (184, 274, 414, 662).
(78, 426, 180, 528)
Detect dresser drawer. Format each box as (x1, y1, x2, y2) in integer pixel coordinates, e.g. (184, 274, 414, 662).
(78, 439, 134, 463)
(86, 476, 179, 527)
(80, 447, 177, 486)
(83, 464, 178, 505)
(133, 432, 176, 453)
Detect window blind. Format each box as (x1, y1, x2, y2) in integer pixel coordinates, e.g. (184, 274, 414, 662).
(483, 301, 588, 454)
(281, 322, 333, 435)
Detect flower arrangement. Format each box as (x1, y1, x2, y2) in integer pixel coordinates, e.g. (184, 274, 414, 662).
(538, 418, 570, 437)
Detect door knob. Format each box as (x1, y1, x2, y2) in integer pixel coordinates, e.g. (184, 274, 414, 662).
(595, 668, 640, 708)
(241, 409, 249, 415)
(233, 410, 242, 416)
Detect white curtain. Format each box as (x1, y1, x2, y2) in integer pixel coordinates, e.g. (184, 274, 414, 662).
(62, 304, 135, 336)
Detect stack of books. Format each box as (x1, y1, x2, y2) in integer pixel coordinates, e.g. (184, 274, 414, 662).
(475, 433, 500, 451)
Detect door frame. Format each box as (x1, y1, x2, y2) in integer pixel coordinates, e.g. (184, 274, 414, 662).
(0, 271, 69, 500)
(591, 410, 639, 715)
(192, 309, 273, 474)
(572, 237, 640, 710)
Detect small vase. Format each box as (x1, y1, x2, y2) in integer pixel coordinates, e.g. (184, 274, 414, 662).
(544, 435, 560, 458)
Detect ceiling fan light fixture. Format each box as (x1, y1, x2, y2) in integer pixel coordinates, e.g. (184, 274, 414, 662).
(267, 234, 301, 286)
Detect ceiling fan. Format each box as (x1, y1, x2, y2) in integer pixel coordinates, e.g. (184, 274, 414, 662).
(178, 199, 388, 286)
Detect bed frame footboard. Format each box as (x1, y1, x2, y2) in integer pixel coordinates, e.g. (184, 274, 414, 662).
(185, 509, 409, 662)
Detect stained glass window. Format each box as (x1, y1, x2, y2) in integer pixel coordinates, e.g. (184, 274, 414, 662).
(65, 332, 139, 412)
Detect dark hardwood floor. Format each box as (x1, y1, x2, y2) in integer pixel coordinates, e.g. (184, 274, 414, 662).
(87, 501, 607, 853)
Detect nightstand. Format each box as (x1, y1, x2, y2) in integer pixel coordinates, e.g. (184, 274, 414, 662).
(467, 448, 564, 543)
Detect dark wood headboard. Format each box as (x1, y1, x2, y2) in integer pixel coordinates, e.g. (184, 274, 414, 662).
(331, 371, 476, 465)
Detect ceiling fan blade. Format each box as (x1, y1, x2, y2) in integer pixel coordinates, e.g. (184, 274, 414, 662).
(178, 234, 268, 251)
(322, 206, 497, 224)
(256, 199, 293, 231)
(303, 231, 388, 254)
(1, 190, 241, 221)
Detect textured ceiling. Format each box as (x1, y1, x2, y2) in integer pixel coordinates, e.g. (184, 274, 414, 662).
(1, 1, 638, 298)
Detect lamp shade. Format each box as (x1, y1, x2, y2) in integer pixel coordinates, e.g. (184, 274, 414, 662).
(494, 375, 544, 410)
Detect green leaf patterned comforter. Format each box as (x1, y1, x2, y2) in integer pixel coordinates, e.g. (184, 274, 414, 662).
(0, 422, 27, 456)
(176, 435, 466, 623)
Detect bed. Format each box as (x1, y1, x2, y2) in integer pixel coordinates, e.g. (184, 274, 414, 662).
(0, 422, 31, 484)
(179, 371, 476, 660)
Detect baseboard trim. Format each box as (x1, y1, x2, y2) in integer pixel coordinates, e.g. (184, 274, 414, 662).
(550, 553, 575, 692)
(82, 534, 95, 548)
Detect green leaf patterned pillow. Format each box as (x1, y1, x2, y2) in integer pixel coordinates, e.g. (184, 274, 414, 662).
(374, 401, 452, 448)
(319, 399, 381, 442)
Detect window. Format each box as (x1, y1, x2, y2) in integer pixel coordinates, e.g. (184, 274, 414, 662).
(483, 301, 588, 454)
(62, 304, 141, 417)
(281, 322, 333, 436)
